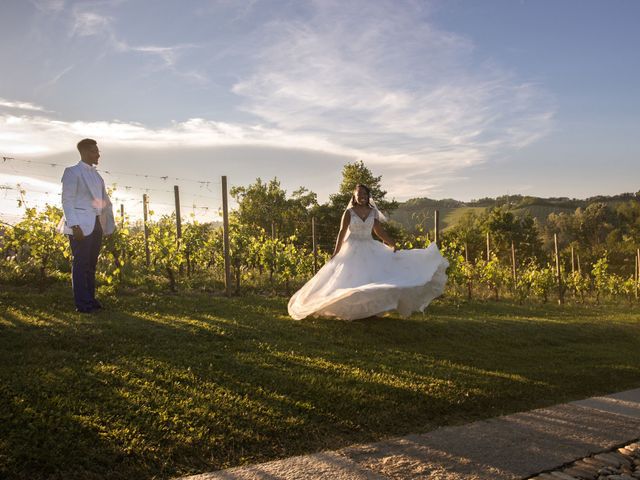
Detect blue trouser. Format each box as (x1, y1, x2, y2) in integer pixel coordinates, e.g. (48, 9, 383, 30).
(69, 217, 103, 311)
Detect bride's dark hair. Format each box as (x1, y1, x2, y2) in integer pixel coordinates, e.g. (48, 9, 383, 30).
(351, 184, 373, 207)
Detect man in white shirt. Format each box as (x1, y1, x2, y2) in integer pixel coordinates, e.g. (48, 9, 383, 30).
(60, 138, 115, 313)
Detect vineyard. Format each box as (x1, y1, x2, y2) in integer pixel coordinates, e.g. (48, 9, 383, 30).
(1, 200, 639, 306)
(1, 159, 639, 305)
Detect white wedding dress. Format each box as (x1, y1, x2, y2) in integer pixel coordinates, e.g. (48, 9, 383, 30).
(288, 208, 449, 320)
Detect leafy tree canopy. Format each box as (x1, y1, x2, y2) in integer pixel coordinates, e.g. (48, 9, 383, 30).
(230, 178, 317, 239)
(328, 160, 398, 214)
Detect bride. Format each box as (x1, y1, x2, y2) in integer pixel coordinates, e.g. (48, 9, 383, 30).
(288, 184, 449, 320)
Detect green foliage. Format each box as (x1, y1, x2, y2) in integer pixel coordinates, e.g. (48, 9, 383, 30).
(146, 213, 186, 291)
(565, 270, 590, 302)
(390, 192, 639, 280)
(228, 220, 260, 291)
(397, 224, 431, 250)
(1, 205, 68, 281)
(230, 178, 317, 241)
(448, 210, 484, 259)
(329, 160, 398, 213)
(481, 207, 543, 263)
(182, 221, 215, 275)
(1, 165, 639, 306)
(437, 238, 479, 300)
(476, 254, 510, 300)
(98, 211, 136, 291)
(519, 262, 556, 303)
(591, 254, 610, 304)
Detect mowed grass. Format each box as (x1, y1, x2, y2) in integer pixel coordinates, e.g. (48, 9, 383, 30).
(1, 286, 639, 480)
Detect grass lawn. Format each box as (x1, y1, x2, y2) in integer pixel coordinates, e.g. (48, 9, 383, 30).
(1, 285, 639, 479)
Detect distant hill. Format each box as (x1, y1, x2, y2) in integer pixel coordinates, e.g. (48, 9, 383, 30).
(387, 192, 639, 232)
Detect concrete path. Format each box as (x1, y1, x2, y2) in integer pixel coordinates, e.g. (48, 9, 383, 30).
(180, 388, 640, 480)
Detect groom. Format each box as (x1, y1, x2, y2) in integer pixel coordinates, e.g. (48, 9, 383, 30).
(60, 138, 115, 313)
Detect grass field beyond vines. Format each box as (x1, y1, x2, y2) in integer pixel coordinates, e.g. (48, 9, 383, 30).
(1, 285, 639, 479)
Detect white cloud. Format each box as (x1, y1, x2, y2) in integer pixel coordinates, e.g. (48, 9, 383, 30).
(0, 113, 352, 156)
(129, 45, 179, 67)
(0, 98, 48, 112)
(232, 0, 554, 178)
(68, 5, 206, 82)
(0, 173, 60, 192)
(6, 0, 555, 202)
(125, 45, 204, 83)
(71, 10, 113, 37)
(29, 0, 65, 13)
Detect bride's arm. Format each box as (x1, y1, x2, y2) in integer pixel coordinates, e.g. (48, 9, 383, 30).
(373, 219, 397, 251)
(332, 210, 351, 258)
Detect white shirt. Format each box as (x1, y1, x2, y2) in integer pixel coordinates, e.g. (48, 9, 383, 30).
(78, 161, 104, 215)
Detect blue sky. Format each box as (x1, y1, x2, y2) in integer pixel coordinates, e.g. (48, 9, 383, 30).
(1, 0, 639, 221)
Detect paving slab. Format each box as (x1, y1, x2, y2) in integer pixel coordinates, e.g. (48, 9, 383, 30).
(179, 388, 640, 480)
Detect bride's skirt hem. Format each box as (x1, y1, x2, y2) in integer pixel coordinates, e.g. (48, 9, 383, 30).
(288, 253, 449, 321)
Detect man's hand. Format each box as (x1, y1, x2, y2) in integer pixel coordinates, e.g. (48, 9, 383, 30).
(71, 225, 85, 241)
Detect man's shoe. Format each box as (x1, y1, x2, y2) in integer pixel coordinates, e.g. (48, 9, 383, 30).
(76, 307, 96, 314)
(91, 300, 104, 310)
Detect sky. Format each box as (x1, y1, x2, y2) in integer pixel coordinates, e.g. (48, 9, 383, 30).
(1, 0, 639, 222)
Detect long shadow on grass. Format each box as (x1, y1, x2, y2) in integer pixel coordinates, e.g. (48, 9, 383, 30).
(1, 296, 640, 479)
(124, 297, 640, 473)
(0, 311, 155, 480)
(118, 298, 640, 450)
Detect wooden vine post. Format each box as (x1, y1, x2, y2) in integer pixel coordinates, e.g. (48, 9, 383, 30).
(143, 194, 150, 268)
(221, 176, 231, 296)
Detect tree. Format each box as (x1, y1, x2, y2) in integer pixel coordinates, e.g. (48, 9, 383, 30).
(480, 207, 543, 264)
(230, 178, 317, 242)
(517, 214, 545, 262)
(575, 202, 615, 251)
(328, 160, 398, 214)
(449, 210, 484, 260)
(315, 160, 399, 245)
(610, 199, 640, 264)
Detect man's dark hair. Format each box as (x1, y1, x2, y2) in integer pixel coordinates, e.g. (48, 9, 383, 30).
(77, 138, 97, 152)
